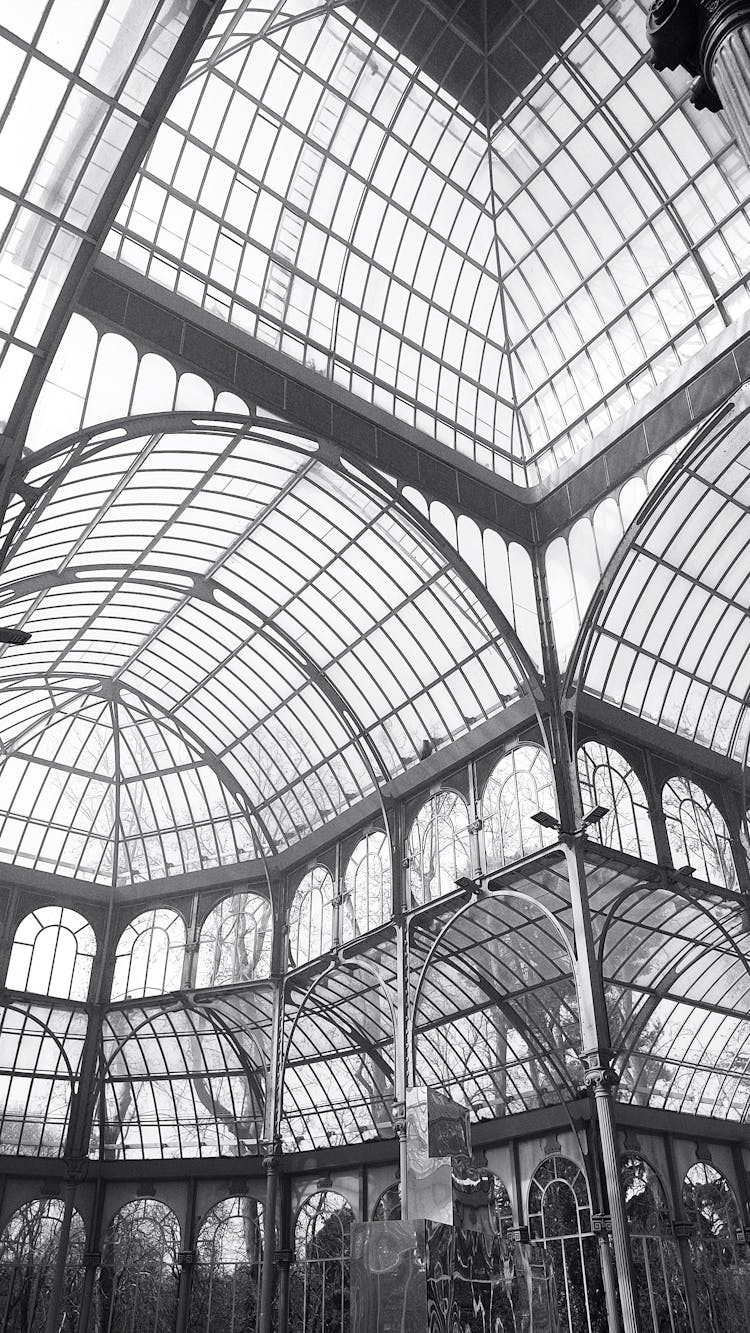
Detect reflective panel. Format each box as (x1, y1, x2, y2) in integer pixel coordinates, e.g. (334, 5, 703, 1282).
(107, 0, 750, 482)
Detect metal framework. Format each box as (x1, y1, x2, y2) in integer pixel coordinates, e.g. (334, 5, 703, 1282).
(0, 5, 750, 1333)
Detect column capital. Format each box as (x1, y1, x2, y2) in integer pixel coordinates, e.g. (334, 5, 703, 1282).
(582, 1049, 619, 1091)
(261, 1136, 282, 1167)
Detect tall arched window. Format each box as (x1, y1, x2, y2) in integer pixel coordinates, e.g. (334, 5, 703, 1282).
(111, 909, 185, 1001)
(577, 742, 656, 860)
(683, 1162, 750, 1330)
(6, 906, 96, 1001)
(527, 1155, 607, 1333)
(0, 1198, 85, 1333)
(289, 867, 334, 965)
(662, 778, 738, 889)
(290, 1191, 354, 1333)
(482, 745, 556, 870)
(621, 1154, 689, 1333)
(341, 832, 391, 942)
(98, 1199, 180, 1333)
(196, 894, 272, 986)
(371, 1183, 401, 1221)
(407, 790, 471, 905)
(189, 1196, 264, 1333)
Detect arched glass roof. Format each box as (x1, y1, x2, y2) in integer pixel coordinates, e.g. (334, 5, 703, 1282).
(0, 411, 532, 880)
(104, 0, 750, 483)
(570, 391, 750, 762)
(0, 2, 198, 430)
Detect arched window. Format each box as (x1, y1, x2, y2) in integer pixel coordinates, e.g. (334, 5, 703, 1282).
(0, 1198, 85, 1333)
(371, 1183, 401, 1221)
(6, 906, 96, 1001)
(196, 894, 272, 986)
(289, 867, 334, 965)
(290, 1191, 354, 1333)
(407, 790, 471, 905)
(577, 742, 656, 860)
(341, 832, 391, 942)
(482, 745, 556, 871)
(528, 1155, 607, 1333)
(663, 778, 738, 889)
(98, 1199, 180, 1333)
(621, 1154, 689, 1333)
(111, 909, 185, 1001)
(683, 1162, 750, 1330)
(189, 1196, 264, 1333)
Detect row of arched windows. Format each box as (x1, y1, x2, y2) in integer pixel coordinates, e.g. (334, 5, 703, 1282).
(3, 741, 744, 1000)
(2, 1156, 748, 1333)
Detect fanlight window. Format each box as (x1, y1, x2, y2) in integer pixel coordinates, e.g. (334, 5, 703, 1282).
(111, 909, 185, 1001)
(6, 906, 96, 1001)
(621, 1155, 688, 1333)
(407, 790, 471, 905)
(577, 742, 656, 860)
(291, 1191, 354, 1333)
(190, 1196, 264, 1333)
(683, 1163, 750, 1329)
(341, 832, 391, 942)
(528, 1155, 606, 1333)
(98, 1199, 181, 1333)
(0, 1198, 85, 1333)
(662, 778, 738, 889)
(289, 867, 335, 966)
(196, 894, 272, 987)
(482, 745, 556, 871)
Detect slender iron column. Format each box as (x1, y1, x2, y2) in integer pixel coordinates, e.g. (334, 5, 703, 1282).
(42, 1185, 75, 1333)
(259, 1138, 281, 1333)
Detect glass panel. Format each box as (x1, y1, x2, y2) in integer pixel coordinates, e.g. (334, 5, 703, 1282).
(407, 790, 471, 906)
(482, 745, 556, 870)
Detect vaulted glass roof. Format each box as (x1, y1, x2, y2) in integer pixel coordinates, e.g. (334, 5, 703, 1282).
(571, 391, 750, 763)
(103, 0, 750, 484)
(0, 412, 531, 880)
(0, 1, 197, 431)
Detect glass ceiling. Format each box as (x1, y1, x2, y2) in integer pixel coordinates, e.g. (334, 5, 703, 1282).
(0, 1, 196, 431)
(102, 0, 750, 484)
(571, 391, 750, 762)
(0, 412, 529, 881)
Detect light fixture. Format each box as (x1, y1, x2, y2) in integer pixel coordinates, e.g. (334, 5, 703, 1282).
(581, 805, 609, 829)
(530, 810, 559, 830)
(0, 627, 31, 645)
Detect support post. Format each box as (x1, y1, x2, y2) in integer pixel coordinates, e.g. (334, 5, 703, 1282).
(585, 1065, 640, 1333)
(259, 1138, 281, 1333)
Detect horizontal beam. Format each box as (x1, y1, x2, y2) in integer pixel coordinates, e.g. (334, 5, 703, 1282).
(79, 258, 534, 543)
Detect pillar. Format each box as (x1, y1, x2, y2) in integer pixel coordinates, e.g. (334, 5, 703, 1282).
(259, 1138, 281, 1333)
(585, 1065, 642, 1333)
(648, 1, 750, 168)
